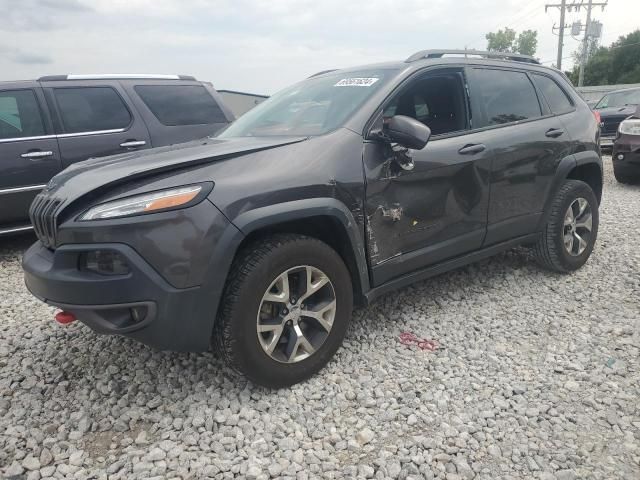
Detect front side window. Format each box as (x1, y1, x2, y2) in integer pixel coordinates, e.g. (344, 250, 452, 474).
(218, 69, 398, 138)
(472, 68, 542, 127)
(135, 85, 227, 126)
(53, 87, 131, 134)
(383, 72, 468, 136)
(594, 89, 640, 109)
(0, 89, 45, 140)
(531, 74, 573, 114)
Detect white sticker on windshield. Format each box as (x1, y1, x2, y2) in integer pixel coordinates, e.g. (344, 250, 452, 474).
(334, 77, 380, 87)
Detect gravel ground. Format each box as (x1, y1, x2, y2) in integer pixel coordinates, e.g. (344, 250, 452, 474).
(1, 157, 638, 480)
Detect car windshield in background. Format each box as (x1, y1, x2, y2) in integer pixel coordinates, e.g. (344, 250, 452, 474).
(595, 89, 640, 109)
(218, 69, 398, 137)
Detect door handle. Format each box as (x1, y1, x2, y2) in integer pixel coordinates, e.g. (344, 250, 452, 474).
(458, 143, 486, 155)
(120, 140, 147, 148)
(545, 128, 564, 138)
(21, 150, 54, 159)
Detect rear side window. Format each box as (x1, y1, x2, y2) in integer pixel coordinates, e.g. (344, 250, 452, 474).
(54, 87, 131, 134)
(531, 74, 573, 114)
(134, 85, 227, 126)
(472, 69, 542, 127)
(0, 89, 46, 139)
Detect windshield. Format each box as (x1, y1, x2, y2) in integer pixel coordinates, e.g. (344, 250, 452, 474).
(218, 68, 398, 137)
(595, 89, 640, 109)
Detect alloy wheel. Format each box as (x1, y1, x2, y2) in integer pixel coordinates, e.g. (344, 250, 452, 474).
(257, 265, 336, 363)
(563, 197, 593, 256)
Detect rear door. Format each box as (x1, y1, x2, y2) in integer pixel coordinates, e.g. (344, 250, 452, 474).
(42, 81, 151, 168)
(123, 80, 233, 147)
(0, 85, 61, 229)
(467, 67, 573, 245)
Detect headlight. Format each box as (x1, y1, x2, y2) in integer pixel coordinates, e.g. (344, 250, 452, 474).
(79, 185, 203, 221)
(619, 119, 640, 136)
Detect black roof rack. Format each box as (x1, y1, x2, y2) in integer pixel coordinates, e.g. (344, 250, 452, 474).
(406, 49, 540, 65)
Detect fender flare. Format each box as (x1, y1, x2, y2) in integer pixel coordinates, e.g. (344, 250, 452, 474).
(231, 198, 371, 294)
(539, 150, 603, 227)
(194, 198, 371, 339)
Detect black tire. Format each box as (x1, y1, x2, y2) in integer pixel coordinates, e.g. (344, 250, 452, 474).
(533, 179, 599, 273)
(214, 234, 353, 388)
(613, 166, 637, 185)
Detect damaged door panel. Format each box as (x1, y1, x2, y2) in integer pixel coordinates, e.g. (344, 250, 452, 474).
(363, 132, 492, 285)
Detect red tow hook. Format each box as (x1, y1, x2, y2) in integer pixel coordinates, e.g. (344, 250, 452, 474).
(54, 311, 76, 325)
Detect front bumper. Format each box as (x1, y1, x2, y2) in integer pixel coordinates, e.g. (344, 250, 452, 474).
(23, 241, 210, 351)
(613, 136, 640, 176)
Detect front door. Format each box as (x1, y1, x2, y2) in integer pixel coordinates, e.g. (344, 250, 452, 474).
(0, 86, 61, 229)
(364, 68, 492, 286)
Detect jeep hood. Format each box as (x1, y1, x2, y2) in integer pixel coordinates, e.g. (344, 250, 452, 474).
(43, 136, 306, 207)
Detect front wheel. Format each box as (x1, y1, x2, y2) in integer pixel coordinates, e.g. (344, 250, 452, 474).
(214, 234, 353, 388)
(533, 179, 599, 273)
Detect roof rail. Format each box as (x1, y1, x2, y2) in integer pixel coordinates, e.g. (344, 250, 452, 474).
(308, 69, 338, 78)
(406, 49, 540, 65)
(38, 74, 196, 81)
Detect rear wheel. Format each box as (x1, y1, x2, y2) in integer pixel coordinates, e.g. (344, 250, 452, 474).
(214, 234, 353, 388)
(533, 179, 599, 273)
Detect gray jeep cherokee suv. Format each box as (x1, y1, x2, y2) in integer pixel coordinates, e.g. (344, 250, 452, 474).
(0, 74, 233, 235)
(23, 50, 603, 387)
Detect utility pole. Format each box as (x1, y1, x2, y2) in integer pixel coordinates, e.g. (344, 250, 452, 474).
(545, 1, 607, 79)
(578, 0, 594, 87)
(546, 0, 568, 69)
(557, 0, 567, 69)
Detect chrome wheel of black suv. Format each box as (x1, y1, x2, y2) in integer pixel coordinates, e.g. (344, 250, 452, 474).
(534, 180, 599, 272)
(215, 234, 353, 388)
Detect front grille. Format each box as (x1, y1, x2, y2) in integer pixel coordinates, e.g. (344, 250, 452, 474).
(29, 194, 62, 249)
(601, 116, 626, 135)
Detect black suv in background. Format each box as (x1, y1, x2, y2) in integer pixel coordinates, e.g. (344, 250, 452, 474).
(593, 86, 640, 149)
(23, 50, 602, 387)
(0, 74, 234, 235)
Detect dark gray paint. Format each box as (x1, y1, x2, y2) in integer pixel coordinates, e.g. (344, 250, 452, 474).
(22, 58, 602, 351)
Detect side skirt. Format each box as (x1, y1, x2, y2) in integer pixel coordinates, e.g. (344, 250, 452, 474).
(364, 232, 541, 303)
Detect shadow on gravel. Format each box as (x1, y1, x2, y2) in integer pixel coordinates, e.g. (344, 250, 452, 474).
(0, 232, 36, 253)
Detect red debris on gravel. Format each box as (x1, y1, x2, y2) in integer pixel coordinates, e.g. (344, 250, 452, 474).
(399, 332, 438, 351)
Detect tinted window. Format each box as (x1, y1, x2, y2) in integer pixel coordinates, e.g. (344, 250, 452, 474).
(54, 87, 131, 134)
(0, 89, 45, 139)
(473, 69, 542, 127)
(383, 72, 468, 136)
(531, 74, 573, 114)
(135, 85, 227, 126)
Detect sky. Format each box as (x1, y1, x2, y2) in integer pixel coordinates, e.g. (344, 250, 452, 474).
(1, 0, 638, 95)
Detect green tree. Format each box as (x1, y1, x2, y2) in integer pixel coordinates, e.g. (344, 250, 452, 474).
(485, 27, 538, 56)
(486, 28, 516, 52)
(515, 30, 538, 56)
(567, 29, 640, 86)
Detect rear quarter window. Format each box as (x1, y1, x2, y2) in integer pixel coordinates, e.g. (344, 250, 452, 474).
(531, 74, 574, 115)
(134, 85, 227, 126)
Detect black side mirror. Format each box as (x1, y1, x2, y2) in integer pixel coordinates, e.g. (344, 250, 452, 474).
(385, 115, 431, 150)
